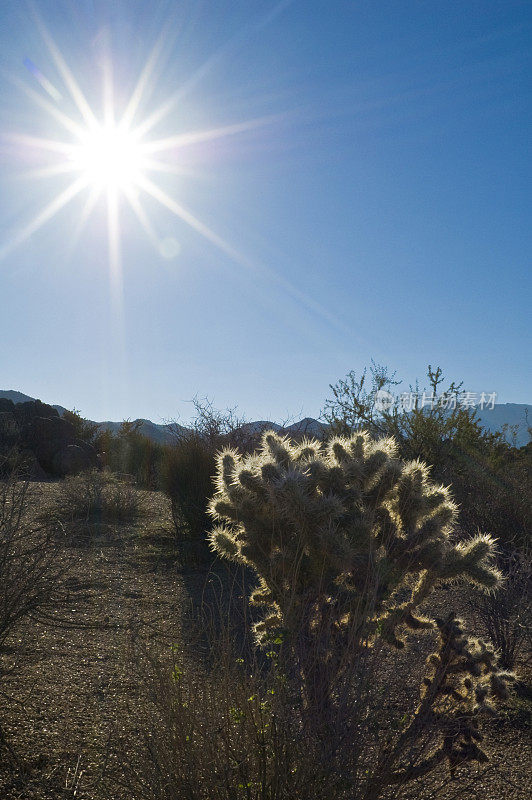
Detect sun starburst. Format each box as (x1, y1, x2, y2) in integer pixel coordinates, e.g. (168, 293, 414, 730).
(1, 16, 274, 280)
(1, 7, 350, 343)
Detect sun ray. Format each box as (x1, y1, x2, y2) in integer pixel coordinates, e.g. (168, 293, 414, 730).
(23, 57, 62, 102)
(139, 115, 279, 155)
(105, 183, 128, 406)
(120, 34, 166, 131)
(123, 188, 160, 247)
(19, 162, 81, 181)
(140, 158, 198, 178)
(5, 3, 346, 339)
(133, 0, 294, 140)
(130, 39, 245, 139)
(135, 173, 252, 266)
(5, 73, 84, 139)
(0, 175, 87, 261)
(31, 8, 98, 128)
(136, 175, 351, 336)
(3, 133, 75, 156)
(106, 186, 125, 319)
(67, 185, 102, 254)
(102, 55, 115, 128)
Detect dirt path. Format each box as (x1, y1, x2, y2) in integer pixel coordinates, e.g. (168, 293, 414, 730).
(0, 483, 191, 798)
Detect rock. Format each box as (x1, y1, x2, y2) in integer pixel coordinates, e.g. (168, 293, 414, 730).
(23, 415, 76, 474)
(0, 399, 98, 477)
(0, 398, 16, 413)
(13, 399, 60, 425)
(53, 444, 96, 476)
(0, 411, 20, 445)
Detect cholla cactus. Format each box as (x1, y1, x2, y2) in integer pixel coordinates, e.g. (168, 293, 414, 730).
(209, 430, 500, 641)
(208, 431, 514, 773)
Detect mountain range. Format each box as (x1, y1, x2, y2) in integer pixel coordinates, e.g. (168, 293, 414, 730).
(0, 390, 529, 448)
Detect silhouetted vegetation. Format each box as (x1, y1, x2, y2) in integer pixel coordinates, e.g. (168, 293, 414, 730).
(323, 363, 531, 552)
(42, 468, 148, 534)
(98, 420, 165, 490)
(0, 458, 67, 647)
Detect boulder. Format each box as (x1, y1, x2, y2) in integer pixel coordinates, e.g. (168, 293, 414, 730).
(14, 400, 60, 426)
(0, 398, 16, 413)
(23, 415, 76, 473)
(53, 444, 96, 476)
(0, 411, 20, 445)
(0, 399, 98, 477)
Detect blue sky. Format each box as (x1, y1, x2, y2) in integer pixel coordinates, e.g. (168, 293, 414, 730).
(0, 1, 530, 424)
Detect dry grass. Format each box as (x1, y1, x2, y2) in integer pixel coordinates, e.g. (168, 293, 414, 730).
(40, 469, 151, 542)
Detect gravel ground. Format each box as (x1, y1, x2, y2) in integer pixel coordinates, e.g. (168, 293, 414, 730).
(0, 481, 530, 799)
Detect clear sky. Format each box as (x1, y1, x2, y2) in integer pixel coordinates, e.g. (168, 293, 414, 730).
(1, 1, 530, 425)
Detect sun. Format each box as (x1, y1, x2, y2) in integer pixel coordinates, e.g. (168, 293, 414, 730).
(69, 122, 145, 192)
(0, 6, 350, 359)
(1, 17, 273, 272)
(1, 11, 279, 295)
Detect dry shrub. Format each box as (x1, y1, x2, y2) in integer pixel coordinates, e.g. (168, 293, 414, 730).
(107, 428, 519, 799)
(0, 458, 69, 767)
(160, 434, 215, 566)
(0, 461, 66, 648)
(44, 469, 146, 533)
(107, 585, 494, 800)
(161, 434, 215, 537)
(159, 397, 254, 566)
(109, 605, 404, 800)
(466, 548, 531, 670)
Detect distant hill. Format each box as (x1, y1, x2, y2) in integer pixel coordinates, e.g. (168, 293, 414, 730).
(95, 418, 186, 445)
(0, 390, 36, 405)
(475, 403, 530, 447)
(0, 390, 530, 448)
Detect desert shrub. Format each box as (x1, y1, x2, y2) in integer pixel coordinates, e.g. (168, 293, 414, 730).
(186, 394, 256, 452)
(45, 468, 146, 529)
(110, 600, 399, 800)
(160, 433, 215, 565)
(206, 429, 515, 796)
(466, 548, 531, 670)
(0, 459, 69, 767)
(112, 646, 318, 799)
(0, 460, 66, 647)
(98, 422, 164, 490)
(323, 363, 531, 550)
(61, 408, 100, 446)
(158, 398, 251, 565)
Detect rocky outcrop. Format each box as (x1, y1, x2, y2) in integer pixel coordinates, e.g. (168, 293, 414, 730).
(0, 398, 98, 478)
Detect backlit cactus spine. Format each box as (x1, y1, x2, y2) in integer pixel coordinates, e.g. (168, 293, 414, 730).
(208, 430, 513, 774)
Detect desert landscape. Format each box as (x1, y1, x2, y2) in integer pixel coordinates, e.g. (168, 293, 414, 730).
(1, 2, 530, 797)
